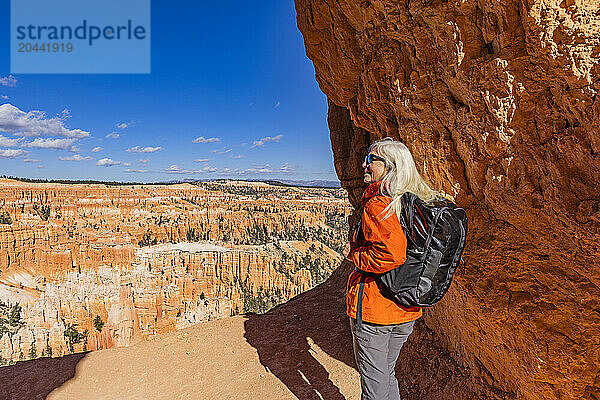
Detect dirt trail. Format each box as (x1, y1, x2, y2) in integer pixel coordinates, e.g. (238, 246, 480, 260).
(45, 315, 360, 400)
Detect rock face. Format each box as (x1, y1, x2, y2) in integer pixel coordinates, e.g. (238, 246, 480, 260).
(295, 1, 600, 399)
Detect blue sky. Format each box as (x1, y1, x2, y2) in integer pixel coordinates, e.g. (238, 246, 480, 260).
(0, 1, 336, 182)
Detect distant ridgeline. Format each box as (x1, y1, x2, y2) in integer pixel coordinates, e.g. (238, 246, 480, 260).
(0, 176, 341, 189)
(0, 179, 350, 365)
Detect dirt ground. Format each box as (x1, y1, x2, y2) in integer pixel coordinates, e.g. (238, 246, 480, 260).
(43, 315, 360, 400)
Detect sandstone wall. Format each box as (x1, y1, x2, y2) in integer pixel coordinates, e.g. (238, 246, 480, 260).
(295, 0, 600, 398)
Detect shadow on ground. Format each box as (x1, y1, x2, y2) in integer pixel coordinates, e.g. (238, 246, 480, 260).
(244, 260, 356, 400)
(244, 259, 495, 400)
(0, 352, 87, 400)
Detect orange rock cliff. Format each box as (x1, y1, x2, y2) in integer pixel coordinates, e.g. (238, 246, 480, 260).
(294, 0, 600, 399)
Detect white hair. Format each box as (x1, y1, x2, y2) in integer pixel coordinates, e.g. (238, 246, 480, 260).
(368, 137, 438, 219)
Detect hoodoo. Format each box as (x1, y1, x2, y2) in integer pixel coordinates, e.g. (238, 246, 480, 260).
(294, 0, 600, 399)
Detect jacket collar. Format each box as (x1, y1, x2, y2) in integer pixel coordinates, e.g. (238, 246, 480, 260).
(362, 181, 383, 203)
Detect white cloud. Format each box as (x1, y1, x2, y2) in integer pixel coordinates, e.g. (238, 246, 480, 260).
(58, 154, 92, 161)
(106, 132, 120, 139)
(0, 76, 17, 87)
(192, 136, 221, 144)
(22, 138, 77, 150)
(231, 154, 243, 159)
(244, 164, 273, 174)
(96, 158, 122, 167)
(0, 149, 27, 158)
(1, 96, 8, 100)
(166, 164, 216, 174)
(138, 158, 150, 164)
(124, 168, 149, 173)
(274, 101, 280, 108)
(166, 165, 187, 174)
(251, 134, 283, 148)
(278, 164, 293, 172)
(211, 148, 231, 155)
(91, 146, 102, 152)
(0, 134, 22, 147)
(36, 165, 44, 169)
(200, 165, 218, 172)
(0, 104, 89, 138)
(116, 121, 133, 129)
(0, 133, 87, 152)
(241, 163, 293, 174)
(193, 158, 209, 163)
(23, 158, 41, 163)
(223, 167, 248, 174)
(123, 162, 131, 166)
(126, 145, 162, 153)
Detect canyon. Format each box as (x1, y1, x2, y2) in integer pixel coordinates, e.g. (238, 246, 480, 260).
(0, 178, 349, 364)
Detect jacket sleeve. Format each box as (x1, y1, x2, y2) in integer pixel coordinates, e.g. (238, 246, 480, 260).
(350, 197, 407, 274)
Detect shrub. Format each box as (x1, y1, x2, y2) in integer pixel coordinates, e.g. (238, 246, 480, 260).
(138, 232, 157, 247)
(64, 323, 86, 352)
(29, 342, 37, 359)
(0, 211, 11, 225)
(33, 203, 51, 221)
(93, 315, 104, 332)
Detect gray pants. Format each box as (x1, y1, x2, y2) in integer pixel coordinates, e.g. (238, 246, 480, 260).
(350, 318, 415, 400)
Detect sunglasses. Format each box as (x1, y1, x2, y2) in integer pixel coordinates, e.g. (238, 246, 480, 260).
(364, 153, 385, 165)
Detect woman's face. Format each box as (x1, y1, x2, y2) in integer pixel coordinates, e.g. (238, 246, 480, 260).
(363, 149, 387, 184)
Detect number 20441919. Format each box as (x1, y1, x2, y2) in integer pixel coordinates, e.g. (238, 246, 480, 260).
(18, 43, 73, 52)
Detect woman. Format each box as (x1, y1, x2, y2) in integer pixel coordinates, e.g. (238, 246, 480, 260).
(346, 137, 437, 400)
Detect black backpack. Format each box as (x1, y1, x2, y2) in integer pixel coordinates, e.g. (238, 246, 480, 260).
(375, 192, 468, 308)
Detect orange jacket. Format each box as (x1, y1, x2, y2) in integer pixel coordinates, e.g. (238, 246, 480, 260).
(346, 181, 422, 325)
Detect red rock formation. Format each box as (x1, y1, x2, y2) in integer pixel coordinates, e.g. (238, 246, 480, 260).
(295, 1, 600, 399)
(0, 180, 349, 363)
